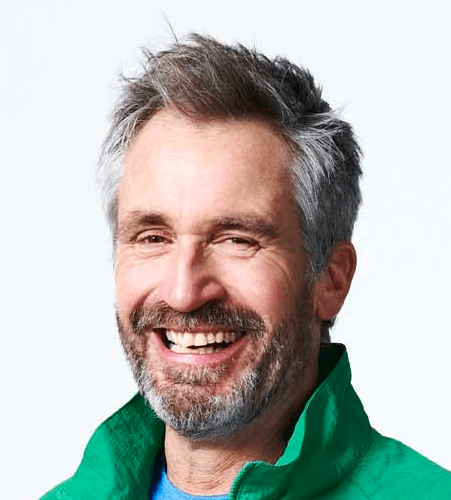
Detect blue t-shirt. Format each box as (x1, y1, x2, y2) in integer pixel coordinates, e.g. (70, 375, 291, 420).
(149, 455, 229, 500)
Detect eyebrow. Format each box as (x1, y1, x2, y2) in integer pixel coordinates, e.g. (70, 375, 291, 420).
(117, 211, 170, 240)
(117, 210, 279, 240)
(208, 215, 279, 240)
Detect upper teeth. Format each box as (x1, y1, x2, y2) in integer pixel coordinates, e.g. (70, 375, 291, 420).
(165, 330, 242, 348)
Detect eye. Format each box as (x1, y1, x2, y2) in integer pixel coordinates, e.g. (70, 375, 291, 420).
(139, 235, 166, 244)
(225, 236, 257, 247)
(135, 231, 171, 245)
(215, 235, 260, 256)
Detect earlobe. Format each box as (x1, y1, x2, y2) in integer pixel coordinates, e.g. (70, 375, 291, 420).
(312, 241, 357, 321)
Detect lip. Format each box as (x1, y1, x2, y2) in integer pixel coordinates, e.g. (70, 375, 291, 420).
(151, 329, 248, 366)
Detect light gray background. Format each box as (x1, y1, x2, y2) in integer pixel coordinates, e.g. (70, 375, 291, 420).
(1, 1, 450, 499)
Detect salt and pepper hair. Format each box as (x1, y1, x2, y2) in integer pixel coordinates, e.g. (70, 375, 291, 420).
(98, 34, 362, 341)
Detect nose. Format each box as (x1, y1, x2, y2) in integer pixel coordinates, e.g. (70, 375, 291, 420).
(158, 240, 226, 313)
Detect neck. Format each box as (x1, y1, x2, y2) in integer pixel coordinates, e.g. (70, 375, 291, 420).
(164, 365, 318, 496)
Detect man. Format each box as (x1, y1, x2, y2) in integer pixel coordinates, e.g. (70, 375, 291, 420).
(41, 34, 451, 499)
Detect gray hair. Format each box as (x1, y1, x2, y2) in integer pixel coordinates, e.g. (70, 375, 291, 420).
(98, 34, 362, 341)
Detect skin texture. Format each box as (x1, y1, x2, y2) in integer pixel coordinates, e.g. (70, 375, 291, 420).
(115, 108, 356, 495)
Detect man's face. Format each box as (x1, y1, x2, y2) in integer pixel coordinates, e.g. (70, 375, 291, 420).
(115, 109, 319, 439)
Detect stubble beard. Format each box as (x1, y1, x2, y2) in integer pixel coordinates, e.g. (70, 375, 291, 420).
(117, 294, 315, 441)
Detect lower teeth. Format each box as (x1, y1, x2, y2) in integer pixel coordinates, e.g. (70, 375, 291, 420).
(168, 342, 229, 354)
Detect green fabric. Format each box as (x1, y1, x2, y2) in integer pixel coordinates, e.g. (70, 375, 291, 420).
(40, 344, 451, 499)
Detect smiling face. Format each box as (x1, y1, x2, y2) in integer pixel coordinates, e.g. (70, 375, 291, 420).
(115, 109, 321, 439)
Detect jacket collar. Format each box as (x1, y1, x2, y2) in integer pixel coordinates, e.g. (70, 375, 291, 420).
(66, 344, 371, 499)
(229, 344, 372, 499)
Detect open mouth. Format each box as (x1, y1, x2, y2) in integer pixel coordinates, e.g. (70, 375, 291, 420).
(155, 328, 245, 354)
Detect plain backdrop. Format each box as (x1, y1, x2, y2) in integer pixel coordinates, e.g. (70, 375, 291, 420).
(1, 1, 450, 498)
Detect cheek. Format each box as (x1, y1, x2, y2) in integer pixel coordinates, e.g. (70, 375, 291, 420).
(115, 260, 160, 319)
(221, 258, 301, 326)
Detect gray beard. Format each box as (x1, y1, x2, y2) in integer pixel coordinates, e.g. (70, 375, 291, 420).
(117, 297, 314, 440)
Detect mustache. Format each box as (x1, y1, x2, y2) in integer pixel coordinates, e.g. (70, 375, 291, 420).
(129, 300, 266, 335)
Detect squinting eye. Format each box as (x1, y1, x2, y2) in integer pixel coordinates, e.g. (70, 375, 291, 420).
(216, 235, 260, 256)
(219, 236, 260, 255)
(226, 237, 256, 246)
(137, 234, 168, 244)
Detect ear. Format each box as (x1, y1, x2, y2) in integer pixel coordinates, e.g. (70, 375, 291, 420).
(312, 241, 357, 321)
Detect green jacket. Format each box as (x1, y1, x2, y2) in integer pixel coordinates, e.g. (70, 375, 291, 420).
(41, 344, 451, 499)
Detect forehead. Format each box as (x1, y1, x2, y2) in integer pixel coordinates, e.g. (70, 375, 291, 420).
(118, 109, 294, 228)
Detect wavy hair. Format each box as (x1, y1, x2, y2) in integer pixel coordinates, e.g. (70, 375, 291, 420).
(98, 34, 362, 341)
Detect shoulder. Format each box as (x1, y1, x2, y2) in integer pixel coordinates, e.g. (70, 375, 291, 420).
(39, 394, 164, 500)
(39, 481, 73, 500)
(346, 429, 451, 499)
